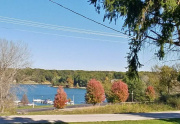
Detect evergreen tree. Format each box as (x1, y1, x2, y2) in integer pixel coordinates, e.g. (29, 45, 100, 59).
(123, 76, 146, 102)
(89, 0, 180, 77)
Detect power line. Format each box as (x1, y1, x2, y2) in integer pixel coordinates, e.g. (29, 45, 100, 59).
(0, 16, 128, 39)
(0, 16, 122, 36)
(49, 0, 132, 38)
(162, 59, 180, 63)
(0, 27, 127, 43)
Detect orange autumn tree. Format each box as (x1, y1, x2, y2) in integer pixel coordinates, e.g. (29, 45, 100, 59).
(85, 79, 105, 105)
(111, 81, 129, 102)
(146, 86, 156, 102)
(54, 86, 67, 109)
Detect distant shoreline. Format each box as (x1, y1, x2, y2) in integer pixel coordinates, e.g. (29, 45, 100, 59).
(19, 81, 51, 85)
(51, 85, 86, 89)
(19, 82, 86, 89)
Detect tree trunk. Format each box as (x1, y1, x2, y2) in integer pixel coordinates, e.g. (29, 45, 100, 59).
(1, 105, 4, 113)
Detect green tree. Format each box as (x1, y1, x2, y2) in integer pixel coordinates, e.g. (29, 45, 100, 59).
(66, 77, 74, 88)
(31, 69, 46, 83)
(123, 76, 146, 102)
(102, 77, 113, 103)
(89, 0, 180, 77)
(113, 72, 125, 79)
(52, 76, 61, 86)
(153, 65, 178, 95)
(74, 73, 88, 87)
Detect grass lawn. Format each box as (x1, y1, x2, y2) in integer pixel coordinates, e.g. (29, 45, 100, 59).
(69, 118, 180, 124)
(17, 105, 53, 109)
(27, 103, 176, 115)
(34, 118, 180, 124)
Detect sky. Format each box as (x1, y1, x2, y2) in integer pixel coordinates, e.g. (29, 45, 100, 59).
(0, 0, 161, 72)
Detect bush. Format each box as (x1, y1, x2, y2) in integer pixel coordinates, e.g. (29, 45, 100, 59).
(85, 79, 105, 105)
(54, 86, 67, 109)
(146, 86, 156, 102)
(167, 97, 180, 109)
(21, 94, 29, 105)
(111, 80, 129, 102)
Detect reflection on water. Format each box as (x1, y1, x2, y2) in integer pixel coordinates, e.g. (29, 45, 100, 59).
(16, 84, 86, 105)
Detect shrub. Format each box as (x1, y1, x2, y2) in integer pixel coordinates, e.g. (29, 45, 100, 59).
(167, 97, 180, 109)
(21, 94, 29, 105)
(85, 79, 105, 105)
(146, 86, 156, 102)
(54, 86, 67, 109)
(111, 80, 129, 102)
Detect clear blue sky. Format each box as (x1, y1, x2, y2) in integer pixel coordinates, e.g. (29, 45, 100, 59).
(0, 0, 160, 71)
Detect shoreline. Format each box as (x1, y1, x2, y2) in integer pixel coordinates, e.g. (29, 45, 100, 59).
(51, 86, 86, 89)
(18, 83, 86, 89)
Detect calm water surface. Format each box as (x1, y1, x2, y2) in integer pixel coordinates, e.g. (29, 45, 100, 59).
(16, 84, 86, 105)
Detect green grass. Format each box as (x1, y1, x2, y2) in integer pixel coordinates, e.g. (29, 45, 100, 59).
(17, 105, 53, 109)
(17, 104, 73, 110)
(34, 118, 180, 124)
(69, 118, 180, 124)
(27, 103, 176, 115)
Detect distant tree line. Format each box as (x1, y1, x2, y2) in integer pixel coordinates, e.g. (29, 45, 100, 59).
(16, 64, 180, 104)
(15, 68, 125, 87)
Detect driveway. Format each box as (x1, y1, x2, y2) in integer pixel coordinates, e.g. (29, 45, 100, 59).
(1, 111, 180, 123)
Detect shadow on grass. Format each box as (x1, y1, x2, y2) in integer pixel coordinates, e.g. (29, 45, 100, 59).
(161, 118, 180, 123)
(126, 112, 180, 119)
(0, 116, 68, 124)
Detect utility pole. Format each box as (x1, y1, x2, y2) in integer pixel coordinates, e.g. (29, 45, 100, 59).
(33, 97, 34, 108)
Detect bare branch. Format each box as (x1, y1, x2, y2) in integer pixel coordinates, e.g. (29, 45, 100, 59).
(0, 39, 31, 113)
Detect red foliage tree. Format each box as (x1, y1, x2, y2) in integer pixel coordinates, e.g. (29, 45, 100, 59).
(54, 86, 67, 109)
(21, 94, 29, 105)
(111, 81, 129, 102)
(146, 86, 155, 102)
(85, 79, 105, 105)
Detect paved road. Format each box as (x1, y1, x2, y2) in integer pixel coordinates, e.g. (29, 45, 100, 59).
(1, 111, 180, 123)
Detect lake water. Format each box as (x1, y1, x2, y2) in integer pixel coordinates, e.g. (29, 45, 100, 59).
(16, 84, 86, 105)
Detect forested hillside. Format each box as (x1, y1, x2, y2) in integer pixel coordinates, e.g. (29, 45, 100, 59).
(15, 65, 180, 102)
(15, 68, 125, 87)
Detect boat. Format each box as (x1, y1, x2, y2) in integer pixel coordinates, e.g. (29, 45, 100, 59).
(42, 99, 53, 105)
(14, 100, 21, 105)
(66, 100, 74, 105)
(33, 99, 44, 103)
(66, 95, 74, 105)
